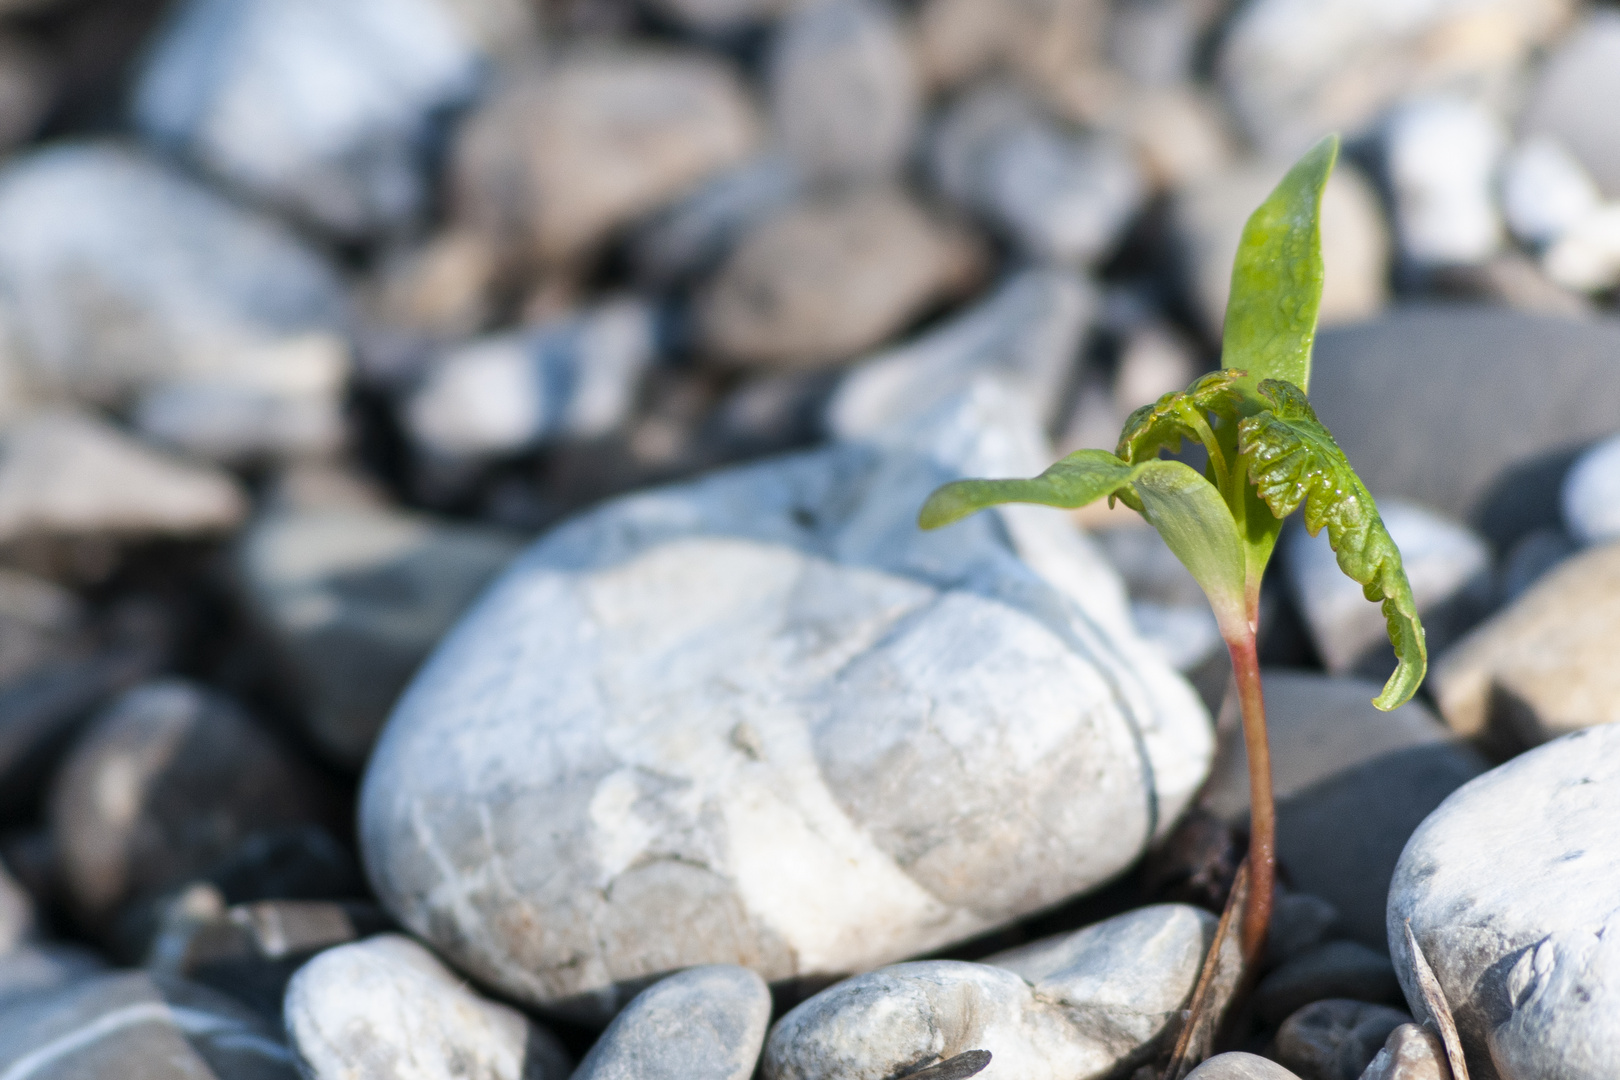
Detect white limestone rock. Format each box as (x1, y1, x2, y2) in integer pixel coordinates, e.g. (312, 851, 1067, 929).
(573, 966, 771, 1080)
(404, 297, 658, 460)
(767, 0, 919, 184)
(764, 905, 1224, 1080)
(359, 380, 1213, 1022)
(1542, 204, 1620, 293)
(0, 410, 246, 544)
(1383, 96, 1505, 267)
(286, 935, 570, 1080)
(1520, 10, 1620, 199)
(1561, 434, 1620, 546)
(1388, 724, 1620, 1080)
(1500, 136, 1602, 249)
(1285, 499, 1491, 674)
(0, 143, 350, 462)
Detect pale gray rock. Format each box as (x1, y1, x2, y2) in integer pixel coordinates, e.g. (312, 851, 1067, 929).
(1186, 1053, 1303, 1079)
(1521, 10, 1620, 199)
(912, 0, 1106, 98)
(765, 905, 1224, 1080)
(1306, 308, 1620, 537)
(697, 184, 981, 369)
(49, 680, 338, 926)
(1203, 672, 1486, 947)
(1092, 525, 1222, 676)
(629, 155, 803, 288)
(286, 935, 569, 1080)
(1561, 435, 1620, 545)
(0, 970, 297, 1079)
(827, 267, 1094, 437)
(237, 506, 522, 767)
(450, 49, 760, 267)
(0, 943, 105, 1010)
(1256, 943, 1401, 1024)
(405, 297, 658, 460)
(574, 966, 770, 1080)
(1500, 136, 1602, 249)
(1275, 1000, 1411, 1080)
(360, 380, 1212, 1021)
(928, 84, 1143, 267)
(1383, 96, 1504, 267)
(767, 0, 919, 184)
(1358, 1024, 1451, 1080)
(0, 410, 247, 544)
(1106, 0, 1227, 87)
(0, 144, 350, 461)
(1389, 723, 1620, 1080)
(133, 0, 482, 239)
(1174, 158, 1388, 336)
(1285, 500, 1491, 676)
(1216, 0, 1572, 157)
(1432, 543, 1620, 747)
(1540, 204, 1620, 293)
(0, 856, 32, 955)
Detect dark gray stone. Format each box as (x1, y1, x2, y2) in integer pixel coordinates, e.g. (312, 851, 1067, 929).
(0, 944, 105, 1009)
(0, 970, 296, 1079)
(575, 966, 770, 1080)
(1388, 723, 1620, 1080)
(1258, 943, 1401, 1024)
(1202, 672, 1487, 948)
(1308, 307, 1620, 547)
(1274, 999, 1411, 1080)
(1267, 891, 1343, 968)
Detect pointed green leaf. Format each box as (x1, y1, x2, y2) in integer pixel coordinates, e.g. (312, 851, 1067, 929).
(1115, 369, 1247, 464)
(1132, 460, 1249, 638)
(1223, 134, 1338, 397)
(1238, 380, 1427, 709)
(917, 449, 1149, 529)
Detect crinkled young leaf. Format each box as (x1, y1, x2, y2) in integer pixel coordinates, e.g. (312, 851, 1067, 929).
(1115, 369, 1247, 464)
(1223, 134, 1338, 397)
(1238, 379, 1427, 709)
(917, 449, 1149, 529)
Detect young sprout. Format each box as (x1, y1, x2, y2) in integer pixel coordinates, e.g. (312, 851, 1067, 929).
(917, 134, 1427, 975)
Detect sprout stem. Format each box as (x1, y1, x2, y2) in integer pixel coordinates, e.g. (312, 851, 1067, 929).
(1225, 631, 1274, 971)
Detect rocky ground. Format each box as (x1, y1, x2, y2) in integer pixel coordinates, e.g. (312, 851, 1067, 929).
(0, 0, 1617, 1078)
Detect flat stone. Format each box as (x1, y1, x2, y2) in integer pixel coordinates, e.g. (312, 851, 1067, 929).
(574, 965, 771, 1080)
(1185, 1052, 1303, 1079)
(0, 410, 247, 544)
(237, 506, 522, 767)
(767, 0, 919, 184)
(1216, 0, 1571, 157)
(1306, 307, 1620, 543)
(764, 904, 1224, 1080)
(49, 680, 340, 927)
(360, 380, 1212, 1021)
(827, 267, 1095, 437)
(1174, 158, 1388, 337)
(286, 934, 570, 1080)
(1358, 1024, 1451, 1080)
(1202, 672, 1486, 947)
(132, 0, 482, 239)
(1521, 10, 1620, 198)
(1388, 723, 1620, 1080)
(697, 184, 982, 369)
(1432, 542, 1620, 747)
(0, 970, 297, 1079)
(451, 48, 760, 266)
(1382, 96, 1505, 267)
(1274, 999, 1411, 1080)
(1561, 435, 1620, 545)
(1284, 501, 1491, 677)
(1256, 943, 1401, 1024)
(0, 943, 105, 1010)
(928, 84, 1143, 267)
(404, 297, 659, 460)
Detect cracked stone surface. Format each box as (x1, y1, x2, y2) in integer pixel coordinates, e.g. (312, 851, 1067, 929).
(762, 904, 1225, 1080)
(1388, 723, 1620, 1080)
(359, 379, 1212, 1021)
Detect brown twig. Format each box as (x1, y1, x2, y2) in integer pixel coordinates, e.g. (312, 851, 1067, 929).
(1163, 861, 1250, 1080)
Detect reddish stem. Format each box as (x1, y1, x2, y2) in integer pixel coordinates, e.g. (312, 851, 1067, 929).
(1226, 631, 1274, 971)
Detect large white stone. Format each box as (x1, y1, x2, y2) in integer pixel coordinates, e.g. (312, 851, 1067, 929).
(763, 905, 1224, 1080)
(1500, 135, 1602, 249)
(1521, 10, 1620, 199)
(133, 0, 484, 239)
(359, 380, 1212, 1021)
(0, 143, 349, 461)
(1383, 95, 1505, 267)
(1388, 724, 1620, 1080)
(1561, 434, 1620, 545)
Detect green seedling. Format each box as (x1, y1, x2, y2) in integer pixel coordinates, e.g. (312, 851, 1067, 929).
(917, 135, 1427, 977)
